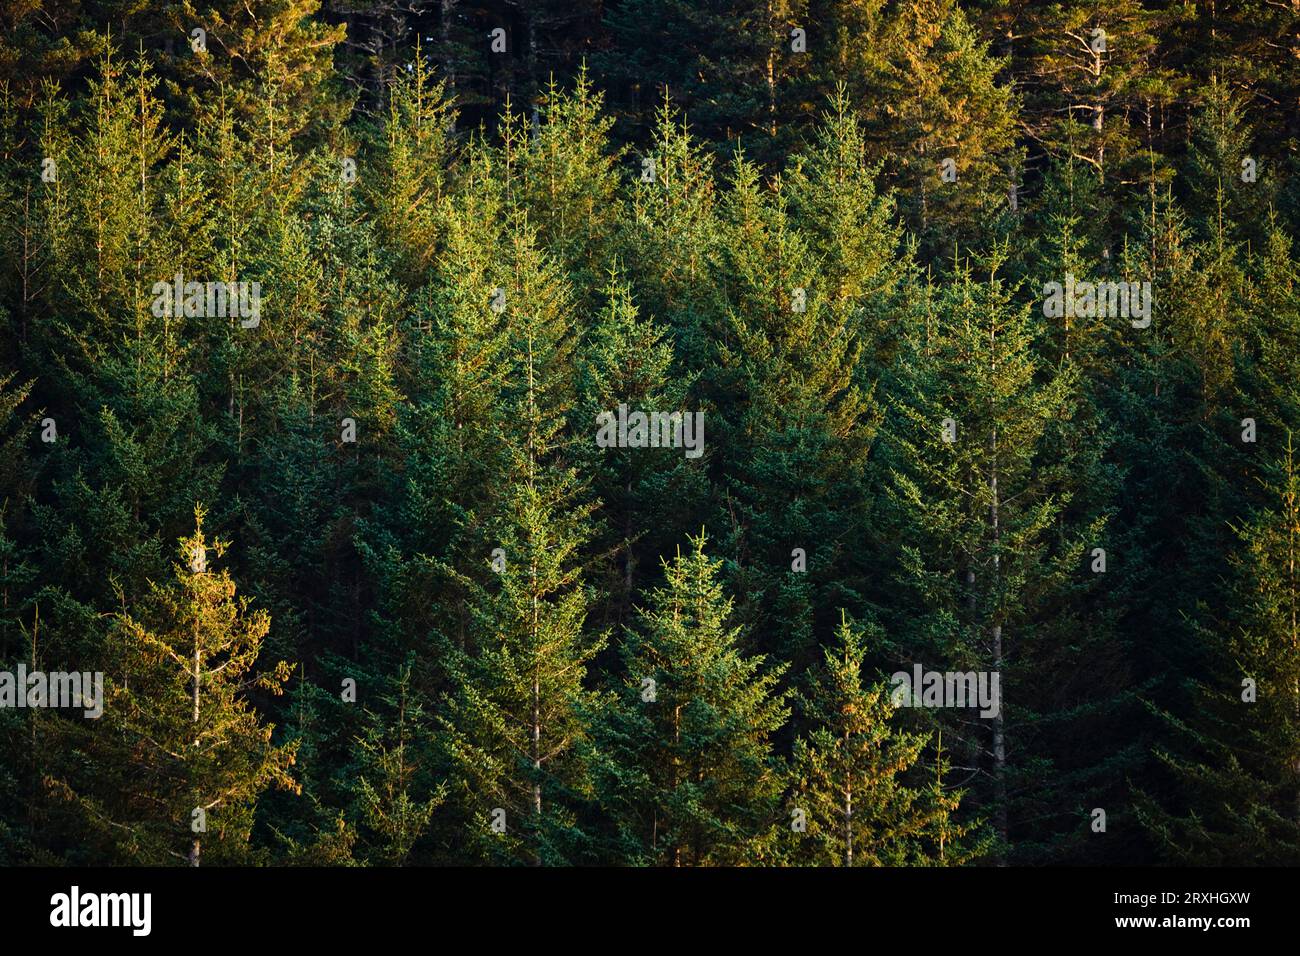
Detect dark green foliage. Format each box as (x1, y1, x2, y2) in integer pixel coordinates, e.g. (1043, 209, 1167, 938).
(595, 534, 790, 865)
(0, 1, 1296, 867)
(787, 612, 984, 865)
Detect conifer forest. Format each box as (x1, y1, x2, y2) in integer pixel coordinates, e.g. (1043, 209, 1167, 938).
(0, 0, 1298, 872)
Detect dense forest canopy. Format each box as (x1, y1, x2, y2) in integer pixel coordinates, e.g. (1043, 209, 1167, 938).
(0, 0, 1298, 866)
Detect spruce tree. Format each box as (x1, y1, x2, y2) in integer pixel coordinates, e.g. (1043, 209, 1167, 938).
(165, 0, 348, 145)
(787, 612, 979, 866)
(47, 508, 298, 865)
(575, 272, 706, 627)
(435, 216, 604, 866)
(706, 148, 876, 671)
(879, 254, 1126, 862)
(616, 94, 720, 371)
(513, 67, 625, 308)
(596, 534, 790, 866)
(1139, 437, 1300, 863)
(784, 86, 906, 363)
(1183, 77, 1272, 247)
(351, 663, 447, 865)
(364, 50, 456, 286)
(859, 0, 1020, 256)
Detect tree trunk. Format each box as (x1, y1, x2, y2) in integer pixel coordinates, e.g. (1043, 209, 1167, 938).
(844, 729, 854, 867)
(441, 0, 457, 129)
(990, 421, 1008, 859)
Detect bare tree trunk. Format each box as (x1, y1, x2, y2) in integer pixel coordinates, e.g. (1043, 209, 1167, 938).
(919, 140, 929, 234)
(844, 727, 853, 866)
(191, 614, 202, 867)
(1092, 45, 1105, 177)
(532, 659, 541, 865)
(672, 705, 682, 867)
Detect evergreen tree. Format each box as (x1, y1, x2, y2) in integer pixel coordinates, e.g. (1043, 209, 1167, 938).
(616, 94, 720, 372)
(857, 0, 1021, 256)
(0, 0, 1297, 869)
(1012, 0, 1188, 207)
(1183, 77, 1272, 247)
(575, 272, 706, 628)
(512, 67, 625, 308)
(706, 148, 877, 671)
(364, 49, 456, 286)
(879, 254, 1127, 862)
(435, 217, 604, 866)
(1243, 220, 1300, 441)
(1139, 437, 1300, 863)
(47, 508, 298, 865)
(351, 662, 446, 864)
(784, 86, 906, 363)
(596, 534, 790, 866)
(165, 0, 348, 145)
(787, 612, 980, 866)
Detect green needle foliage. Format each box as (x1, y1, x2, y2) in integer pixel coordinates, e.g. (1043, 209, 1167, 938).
(0, 1, 1297, 866)
(788, 612, 982, 866)
(597, 534, 790, 866)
